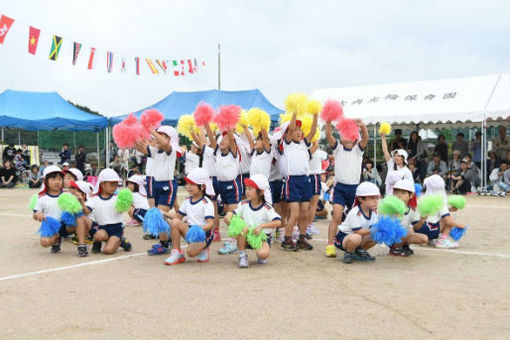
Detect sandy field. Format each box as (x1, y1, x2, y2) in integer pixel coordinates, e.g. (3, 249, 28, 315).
(0, 188, 509, 340)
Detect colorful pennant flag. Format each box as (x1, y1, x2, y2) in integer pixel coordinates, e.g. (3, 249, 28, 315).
(172, 60, 180, 76)
(121, 57, 126, 72)
(155, 59, 167, 73)
(135, 57, 140, 75)
(87, 47, 95, 69)
(180, 60, 185, 76)
(28, 26, 40, 55)
(193, 58, 198, 73)
(72, 42, 82, 65)
(187, 59, 194, 74)
(145, 58, 158, 74)
(48, 35, 63, 61)
(106, 51, 113, 73)
(0, 15, 15, 44)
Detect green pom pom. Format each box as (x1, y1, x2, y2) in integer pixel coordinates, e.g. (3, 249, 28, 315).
(115, 188, 133, 212)
(57, 193, 83, 214)
(28, 194, 38, 211)
(378, 196, 406, 216)
(418, 194, 444, 217)
(246, 228, 268, 250)
(228, 215, 246, 237)
(447, 195, 466, 209)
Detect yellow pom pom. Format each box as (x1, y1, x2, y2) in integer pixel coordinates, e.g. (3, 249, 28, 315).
(247, 108, 270, 135)
(300, 114, 313, 136)
(379, 122, 391, 135)
(236, 110, 249, 134)
(279, 112, 293, 124)
(285, 93, 308, 117)
(307, 99, 322, 115)
(177, 114, 196, 139)
(311, 129, 321, 143)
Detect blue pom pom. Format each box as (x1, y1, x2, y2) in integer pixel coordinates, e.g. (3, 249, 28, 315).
(450, 226, 467, 241)
(414, 183, 422, 197)
(142, 208, 170, 236)
(38, 217, 62, 237)
(61, 211, 77, 226)
(185, 225, 206, 243)
(370, 216, 408, 246)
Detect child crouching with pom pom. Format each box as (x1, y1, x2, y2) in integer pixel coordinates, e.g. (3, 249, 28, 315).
(125, 175, 150, 227)
(226, 174, 281, 268)
(68, 180, 94, 257)
(334, 182, 379, 264)
(390, 180, 428, 256)
(164, 168, 215, 266)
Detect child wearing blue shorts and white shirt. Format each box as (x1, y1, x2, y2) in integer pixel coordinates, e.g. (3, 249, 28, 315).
(334, 182, 379, 264)
(325, 119, 369, 258)
(125, 174, 150, 226)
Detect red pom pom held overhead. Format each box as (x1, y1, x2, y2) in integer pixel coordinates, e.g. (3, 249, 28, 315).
(194, 102, 215, 127)
(213, 105, 241, 131)
(140, 109, 164, 131)
(336, 118, 360, 141)
(320, 99, 344, 123)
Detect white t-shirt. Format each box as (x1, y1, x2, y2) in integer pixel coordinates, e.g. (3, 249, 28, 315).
(234, 200, 281, 234)
(132, 192, 149, 210)
(202, 145, 216, 177)
(269, 157, 283, 182)
(338, 206, 378, 234)
(88, 194, 125, 226)
(238, 137, 252, 175)
(309, 149, 328, 175)
(283, 140, 311, 176)
(399, 207, 420, 229)
(250, 149, 272, 178)
(213, 147, 239, 181)
(148, 146, 176, 181)
(185, 151, 200, 175)
(34, 192, 63, 221)
(333, 141, 364, 185)
(178, 195, 215, 227)
(145, 157, 154, 177)
(386, 160, 413, 182)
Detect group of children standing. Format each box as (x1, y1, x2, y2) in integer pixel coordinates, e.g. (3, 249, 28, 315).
(32, 113, 468, 267)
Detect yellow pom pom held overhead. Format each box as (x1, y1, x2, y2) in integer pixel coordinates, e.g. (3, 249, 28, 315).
(285, 93, 308, 117)
(177, 114, 197, 139)
(379, 122, 391, 135)
(307, 99, 322, 115)
(236, 110, 249, 134)
(247, 108, 270, 136)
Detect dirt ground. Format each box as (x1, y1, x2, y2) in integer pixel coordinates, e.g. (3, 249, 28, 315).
(0, 188, 509, 340)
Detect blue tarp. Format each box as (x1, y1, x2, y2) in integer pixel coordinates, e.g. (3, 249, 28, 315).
(110, 89, 284, 125)
(0, 89, 108, 131)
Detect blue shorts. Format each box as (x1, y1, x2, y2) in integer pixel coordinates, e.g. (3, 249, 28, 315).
(270, 179, 283, 204)
(334, 231, 348, 251)
(331, 182, 358, 208)
(90, 222, 124, 239)
(146, 176, 155, 199)
(217, 178, 241, 205)
(153, 178, 178, 208)
(133, 208, 147, 223)
(415, 222, 440, 240)
(237, 173, 250, 197)
(247, 233, 272, 249)
(284, 175, 312, 202)
(309, 174, 321, 196)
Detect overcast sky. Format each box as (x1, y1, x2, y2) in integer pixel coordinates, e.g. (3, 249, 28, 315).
(0, 0, 509, 117)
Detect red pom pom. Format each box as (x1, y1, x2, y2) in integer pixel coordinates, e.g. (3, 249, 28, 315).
(140, 109, 164, 131)
(335, 118, 360, 141)
(213, 105, 241, 131)
(320, 99, 344, 122)
(124, 113, 138, 126)
(194, 102, 215, 126)
(113, 121, 140, 149)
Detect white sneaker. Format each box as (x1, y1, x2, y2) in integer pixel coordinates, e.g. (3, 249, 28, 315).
(257, 258, 268, 265)
(427, 239, 437, 247)
(164, 249, 185, 266)
(435, 237, 458, 249)
(307, 224, 320, 235)
(238, 252, 249, 268)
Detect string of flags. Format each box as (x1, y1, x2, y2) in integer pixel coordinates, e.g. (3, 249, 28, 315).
(0, 13, 206, 77)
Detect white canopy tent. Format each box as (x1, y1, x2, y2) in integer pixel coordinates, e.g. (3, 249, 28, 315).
(311, 73, 510, 188)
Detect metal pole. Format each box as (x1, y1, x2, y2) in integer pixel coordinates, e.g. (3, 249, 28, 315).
(217, 43, 221, 90)
(481, 121, 485, 189)
(481, 74, 501, 190)
(105, 127, 109, 169)
(96, 131, 100, 169)
(18, 130, 21, 146)
(373, 125, 377, 168)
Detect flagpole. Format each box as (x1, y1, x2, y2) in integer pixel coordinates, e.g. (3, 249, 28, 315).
(217, 43, 221, 90)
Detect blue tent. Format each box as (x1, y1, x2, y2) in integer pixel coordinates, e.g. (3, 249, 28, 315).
(110, 89, 284, 125)
(0, 89, 108, 131)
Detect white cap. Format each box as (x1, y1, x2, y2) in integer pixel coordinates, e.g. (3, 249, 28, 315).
(93, 168, 121, 194)
(244, 173, 272, 204)
(185, 167, 215, 197)
(385, 170, 405, 195)
(280, 122, 290, 134)
(391, 149, 409, 164)
(355, 182, 380, 197)
(127, 174, 147, 196)
(70, 180, 93, 199)
(423, 174, 446, 194)
(66, 168, 84, 181)
(157, 125, 182, 154)
(40, 165, 65, 194)
(393, 179, 415, 193)
(62, 162, 70, 167)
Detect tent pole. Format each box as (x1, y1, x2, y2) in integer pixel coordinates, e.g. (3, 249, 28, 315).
(481, 120, 485, 189)
(373, 125, 377, 168)
(96, 131, 100, 170)
(18, 131, 21, 146)
(105, 127, 109, 169)
(1, 129, 3, 142)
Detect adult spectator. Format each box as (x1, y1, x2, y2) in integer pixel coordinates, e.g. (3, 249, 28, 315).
(39, 160, 49, 177)
(59, 143, 71, 165)
(28, 165, 42, 188)
(2, 143, 15, 163)
(389, 129, 407, 151)
(464, 154, 481, 187)
(0, 160, 17, 188)
(362, 159, 381, 186)
(488, 160, 510, 194)
(408, 157, 421, 183)
(427, 152, 448, 180)
(471, 131, 482, 169)
(434, 135, 448, 163)
(450, 157, 477, 194)
(492, 126, 510, 160)
(407, 131, 419, 159)
(75, 145, 87, 174)
(102, 142, 118, 168)
(448, 150, 462, 174)
(452, 132, 468, 158)
(21, 144, 31, 164)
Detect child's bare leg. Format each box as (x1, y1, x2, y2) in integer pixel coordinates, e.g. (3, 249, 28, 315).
(76, 217, 90, 244)
(187, 242, 206, 257)
(407, 232, 428, 245)
(342, 234, 362, 252)
(103, 236, 121, 254)
(328, 204, 344, 244)
(128, 206, 135, 219)
(360, 234, 376, 250)
(285, 202, 299, 236)
(298, 202, 309, 235)
(40, 235, 59, 247)
(256, 242, 270, 260)
(148, 198, 155, 208)
(157, 204, 170, 213)
(93, 229, 109, 243)
(237, 234, 247, 251)
(170, 220, 188, 251)
(308, 195, 320, 225)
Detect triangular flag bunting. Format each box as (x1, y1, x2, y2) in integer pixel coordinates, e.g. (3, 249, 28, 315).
(48, 35, 63, 61)
(28, 26, 40, 55)
(172, 60, 180, 76)
(87, 47, 95, 69)
(72, 42, 82, 65)
(0, 15, 15, 44)
(145, 58, 158, 74)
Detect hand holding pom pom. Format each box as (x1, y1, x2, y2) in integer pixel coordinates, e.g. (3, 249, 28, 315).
(214, 105, 241, 132)
(185, 225, 206, 243)
(58, 193, 83, 214)
(228, 215, 246, 237)
(320, 99, 343, 122)
(143, 208, 170, 236)
(378, 196, 406, 216)
(307, 99, 322, 115)
(140, 109, 164, 131)
(418, 194, 444, 217)
(285, 93, 308, 116)
(113, 114, 143, 149)
(370, 216, 408, 246)
(336, 118, 360, 141)
(177, 114, 198, 139)
(115, 189, 133, 213)
(38, 217, 61, 237)
(246, 227, 268, 249)
(379, 122, 391, 136)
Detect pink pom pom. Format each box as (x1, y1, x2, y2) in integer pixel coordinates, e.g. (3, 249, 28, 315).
(320, 99, 344, 122)
(194, 102, 215, 126)
(335, 118, 360, 141)
(124, 113, 138, 126)
(113, 122, 140, 149)
(140, 109, 164, 131)
(213, 105, 241, 131)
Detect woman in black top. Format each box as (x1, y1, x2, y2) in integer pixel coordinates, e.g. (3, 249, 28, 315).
(0, 160, 17, 188)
